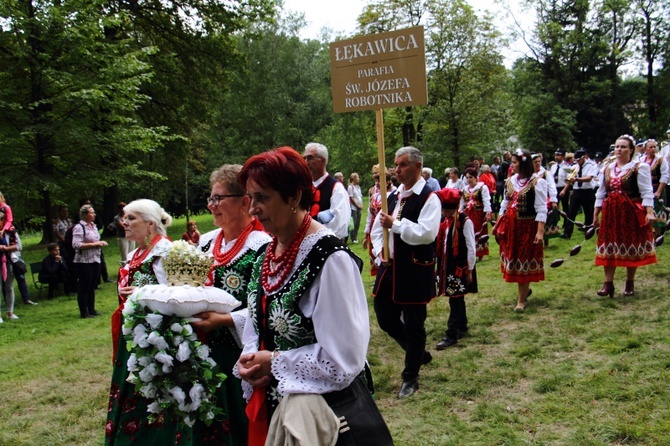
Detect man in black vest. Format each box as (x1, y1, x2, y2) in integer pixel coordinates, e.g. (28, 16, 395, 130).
(303, 143, 351, 241)
(371, 146, 441, 398)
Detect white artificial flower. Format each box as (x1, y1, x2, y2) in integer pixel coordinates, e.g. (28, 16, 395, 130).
(138, 355, 152, 367)
(127, 353, 138, 372)
(139, 363, 160, 383)
(170, 323, 183, 333)
(147, 331, 169, 351)
(126, 372, 137, 384)
(196, 344, 210, 360)
(145, 313, 164, 330)
(189, 384, 205, 411)
(147, 402, 162, 414)
(178, 400, 192, 413)
(176, 342, 192, 363)
(169, 386, 186, 404)
(136, 334, 150, 349)
(182, 324, 194, 336)
(183, 415, 195, 427)
(141, 383, 158, 399)
(172, 335, 184, 347)
(154, 352, 174, 373)
(122, 299, 136, 316)
(122, 325, 133, 336)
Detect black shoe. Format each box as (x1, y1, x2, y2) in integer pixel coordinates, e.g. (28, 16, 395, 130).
(421, 351, 433, 365)
(104, 279, 113, 283)
(81, 314, 95, 319)
(397, 378, 419, 399)
(436, 338, 458, 350)
(90, 310, 101, 316)
(560, 234, 571, 239)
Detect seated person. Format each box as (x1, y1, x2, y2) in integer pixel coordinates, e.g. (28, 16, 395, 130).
(39, 243, 71, 299)
(181, 220, 200, 246)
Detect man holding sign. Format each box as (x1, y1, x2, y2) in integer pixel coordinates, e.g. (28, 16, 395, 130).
(371, 146, 441, 398)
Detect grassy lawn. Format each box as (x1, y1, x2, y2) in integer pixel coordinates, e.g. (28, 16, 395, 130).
(1, 210, 669, 445)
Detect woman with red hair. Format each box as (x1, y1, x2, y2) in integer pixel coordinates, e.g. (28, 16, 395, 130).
(236, 147, 390, 445)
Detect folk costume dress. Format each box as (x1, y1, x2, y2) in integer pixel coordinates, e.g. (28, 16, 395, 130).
(460, 182, 492, 258)
(436, 212, 477, 340)
(497, 173, 548, 283)
(238, 228, 370, 446)
(191, 221, 271, 446)
(105, 236, 178, 446)
(363, 184, 397, 276)
(595, 161, 657, 267)
(640, 153, 669, 232)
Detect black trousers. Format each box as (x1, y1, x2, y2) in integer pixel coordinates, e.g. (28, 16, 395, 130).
(373, 264, 428, 381)
(564, 188, 595, 237)
(445, 296, 468, 340)
(75, 262, 100, 317)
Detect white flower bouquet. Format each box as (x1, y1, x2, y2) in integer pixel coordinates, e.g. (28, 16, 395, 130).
(122, 292, 226, 427)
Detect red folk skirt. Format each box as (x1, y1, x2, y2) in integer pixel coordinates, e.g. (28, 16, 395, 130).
(497, 208, 544, 283)
(595, 193, 657, 267)
(464, 207, 489, 257)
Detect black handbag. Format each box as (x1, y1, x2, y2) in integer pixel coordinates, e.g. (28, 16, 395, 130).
(322, 376, 394, 446)
(12, 258, 27, 276)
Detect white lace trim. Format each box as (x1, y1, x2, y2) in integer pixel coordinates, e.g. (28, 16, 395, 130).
(264, 228, 332, 296)
(271, 352, 358, 396)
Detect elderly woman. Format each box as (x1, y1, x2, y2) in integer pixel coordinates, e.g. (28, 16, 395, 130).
(72, 204, 108, 319)
(593, 135, 657, 297)
(460, 167, 493, 260)
(493, 149, 548, 312)
(187, 164, 271, 445)
(105, 199, 174, 445)
(236, 147, 382, 445)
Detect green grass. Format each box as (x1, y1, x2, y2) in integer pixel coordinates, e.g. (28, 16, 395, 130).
(1, 211, 670, 445)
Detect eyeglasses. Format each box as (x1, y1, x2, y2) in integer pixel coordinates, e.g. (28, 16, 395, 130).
(207, 194, 246, 206)
(303, 155, 319, 161)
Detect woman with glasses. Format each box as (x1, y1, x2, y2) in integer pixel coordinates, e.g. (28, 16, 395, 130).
(593, 135, 657, 298)
(492, 149, 548, 312)
(189, 164, 271, 445)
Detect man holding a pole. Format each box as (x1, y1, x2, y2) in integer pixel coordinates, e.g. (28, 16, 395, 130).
(371, 146, 441, 398)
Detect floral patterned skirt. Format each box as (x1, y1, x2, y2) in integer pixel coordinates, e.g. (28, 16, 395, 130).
(596, 194, 657, 267)
(465, 208, 489, 257)
(497, 209, 544, 283)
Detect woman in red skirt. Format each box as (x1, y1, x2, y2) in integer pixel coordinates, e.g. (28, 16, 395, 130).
(460, 168, 493, 260)
(593, 135, 657, 297)
(492, 149, 548, 312)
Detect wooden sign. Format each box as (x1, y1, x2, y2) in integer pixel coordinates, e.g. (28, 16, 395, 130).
(330, 26, 427, 113)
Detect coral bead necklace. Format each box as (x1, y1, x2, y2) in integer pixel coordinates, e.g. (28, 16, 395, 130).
(262, 214, 312, 293)
(128, 235, 164, 269)
(212, 220, 255, 266)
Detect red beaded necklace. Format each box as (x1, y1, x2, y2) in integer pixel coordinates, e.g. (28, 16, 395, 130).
(262, 214, 312, 293)
(128, 235, 163, 269)
(212, 220, 255, 266)
(517, 175, 530, 188)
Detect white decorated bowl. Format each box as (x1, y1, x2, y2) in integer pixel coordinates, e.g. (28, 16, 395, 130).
(133, 284, 241, 317)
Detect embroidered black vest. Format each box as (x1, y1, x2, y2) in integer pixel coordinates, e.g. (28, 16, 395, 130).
(605, 164, 641, 199)
(247, 235, 362, 410)
(385, 184, 436, 304)
(505, 178, 539, 219)
(317, 176, 338, 212)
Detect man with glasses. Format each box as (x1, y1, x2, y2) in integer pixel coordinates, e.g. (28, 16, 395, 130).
(303, 142, 350, 242)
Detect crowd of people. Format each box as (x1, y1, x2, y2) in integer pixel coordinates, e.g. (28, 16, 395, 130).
(2, 129, 669, 444)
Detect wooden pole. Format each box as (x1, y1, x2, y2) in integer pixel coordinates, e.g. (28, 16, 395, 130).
(376, 109, 390, 261)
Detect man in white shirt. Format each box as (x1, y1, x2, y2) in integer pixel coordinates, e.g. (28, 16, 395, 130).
(371, 146, 441, 399)
(562, 149, 598, 239)
(660, 126, 670, 161)
(303, 143, 350, 241)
